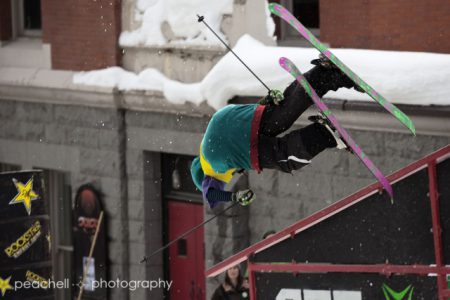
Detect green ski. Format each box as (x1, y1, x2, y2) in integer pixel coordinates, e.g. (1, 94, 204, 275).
(269, 3, 416, 135)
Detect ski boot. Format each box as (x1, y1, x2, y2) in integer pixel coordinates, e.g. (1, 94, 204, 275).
(308, 115, 352, 152)
(307, 54, 364, 95)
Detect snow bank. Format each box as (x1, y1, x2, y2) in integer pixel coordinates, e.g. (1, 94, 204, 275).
(74, 35, 450, 110)
(120, 0, 233, 47)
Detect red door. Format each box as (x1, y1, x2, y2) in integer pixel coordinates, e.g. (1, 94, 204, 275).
(168, 201, 205, 300)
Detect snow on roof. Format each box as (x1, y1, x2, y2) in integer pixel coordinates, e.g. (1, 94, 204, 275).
(119, 0, 233, 47)
(73, 34, 450, 111)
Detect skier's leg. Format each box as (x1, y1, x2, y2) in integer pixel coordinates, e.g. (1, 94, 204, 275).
(258, 123, 337, 172)
(259, 80, 313, 137)
(259, 58, 360, 137)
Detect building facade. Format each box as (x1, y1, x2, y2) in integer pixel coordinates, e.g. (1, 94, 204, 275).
(0, 0, 449, 299)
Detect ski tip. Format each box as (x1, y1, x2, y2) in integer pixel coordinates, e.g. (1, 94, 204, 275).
(268, 2, 283, 15)
(385, 187, 394, 203)
(405, 119, 416, 136)
(380, 181, 394, 202)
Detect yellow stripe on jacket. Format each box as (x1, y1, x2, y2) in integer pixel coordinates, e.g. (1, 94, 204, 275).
(199, 147, 235, 183)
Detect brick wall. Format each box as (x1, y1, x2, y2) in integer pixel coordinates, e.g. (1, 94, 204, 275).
(320, 0, 450, 53)
(0, 0, 12, 41)
(41, 0, 122, 70)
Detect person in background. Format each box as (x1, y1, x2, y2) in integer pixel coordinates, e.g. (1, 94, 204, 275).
(211, 265, 249, 300)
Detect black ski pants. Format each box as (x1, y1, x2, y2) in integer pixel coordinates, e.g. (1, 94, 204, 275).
(258, 80, 336, 173)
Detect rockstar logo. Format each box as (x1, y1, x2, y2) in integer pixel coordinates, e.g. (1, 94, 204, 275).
(0, 276, 13, 297)
(9, 178, 39, 216)
(382, 284, 414, 300)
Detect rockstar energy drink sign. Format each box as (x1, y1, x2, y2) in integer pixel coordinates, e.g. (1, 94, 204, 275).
(25, 270, 49, 289)
(5, 221, 42, 259)
(0, 170, 53, 299)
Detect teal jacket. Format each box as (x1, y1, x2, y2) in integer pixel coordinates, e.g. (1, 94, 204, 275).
(191, 104, 266, 206)
(203, 104, 257, 172)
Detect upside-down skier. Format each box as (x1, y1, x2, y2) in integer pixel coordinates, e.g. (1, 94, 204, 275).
(190, 56, 363, 208)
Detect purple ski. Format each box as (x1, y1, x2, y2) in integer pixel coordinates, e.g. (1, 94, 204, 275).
(279, 57, 394, 200)
(269, 3, 415, 136)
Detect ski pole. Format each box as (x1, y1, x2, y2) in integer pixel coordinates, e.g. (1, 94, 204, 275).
(141, 202, 238, 263)
(197, 15, 271, 93)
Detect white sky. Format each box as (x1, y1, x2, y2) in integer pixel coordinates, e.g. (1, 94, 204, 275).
(74, 0, 450, 110)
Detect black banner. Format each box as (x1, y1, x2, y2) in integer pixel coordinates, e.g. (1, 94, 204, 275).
(255, 272, 437, 300)
(252, 169, 434, 265)
(0, 171, 53, 299)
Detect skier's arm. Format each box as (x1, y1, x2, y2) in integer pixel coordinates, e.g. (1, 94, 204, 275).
(202, 176, 229, 208)
(203, 176, 256, 207)
(206, 188, 233, 204)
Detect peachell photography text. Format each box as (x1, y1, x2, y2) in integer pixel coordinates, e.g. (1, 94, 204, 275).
(13, 278, 173, 292)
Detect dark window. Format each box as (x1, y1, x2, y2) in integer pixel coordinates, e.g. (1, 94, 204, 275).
(161, 153, 201, 198)
(23, 0, 41, 30)
(293, 0, 319, 29)
(276, 0, 320, 46)
(177, 238, 187, 256)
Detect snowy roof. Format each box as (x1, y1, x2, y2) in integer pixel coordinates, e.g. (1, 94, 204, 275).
(119, 0, 234, 47)
(73, 35, 450, 111)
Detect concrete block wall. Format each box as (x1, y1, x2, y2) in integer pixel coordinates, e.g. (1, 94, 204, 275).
(1, 95, 449, 300)
(123, 108, 207, 299)
(205, 203, 250, 296)
(123, 106, 253, 299)
(0, 98, 130, 300)
(120, 0, 276, 82)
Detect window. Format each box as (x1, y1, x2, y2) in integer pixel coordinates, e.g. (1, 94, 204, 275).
(40, 168, 73, 300)
(161, 153, 202, 200)
(23, 0, 42, 33)
(292, 0, 319, 29)
(276, 0, 320, 47)
(0, 0, 50, 68)
(11, 0, 42, 38)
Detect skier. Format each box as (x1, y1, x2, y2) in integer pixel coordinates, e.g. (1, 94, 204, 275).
(191, 56, 362, 208)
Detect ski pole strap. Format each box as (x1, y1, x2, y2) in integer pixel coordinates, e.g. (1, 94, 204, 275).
(140, 202, 238, 263)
